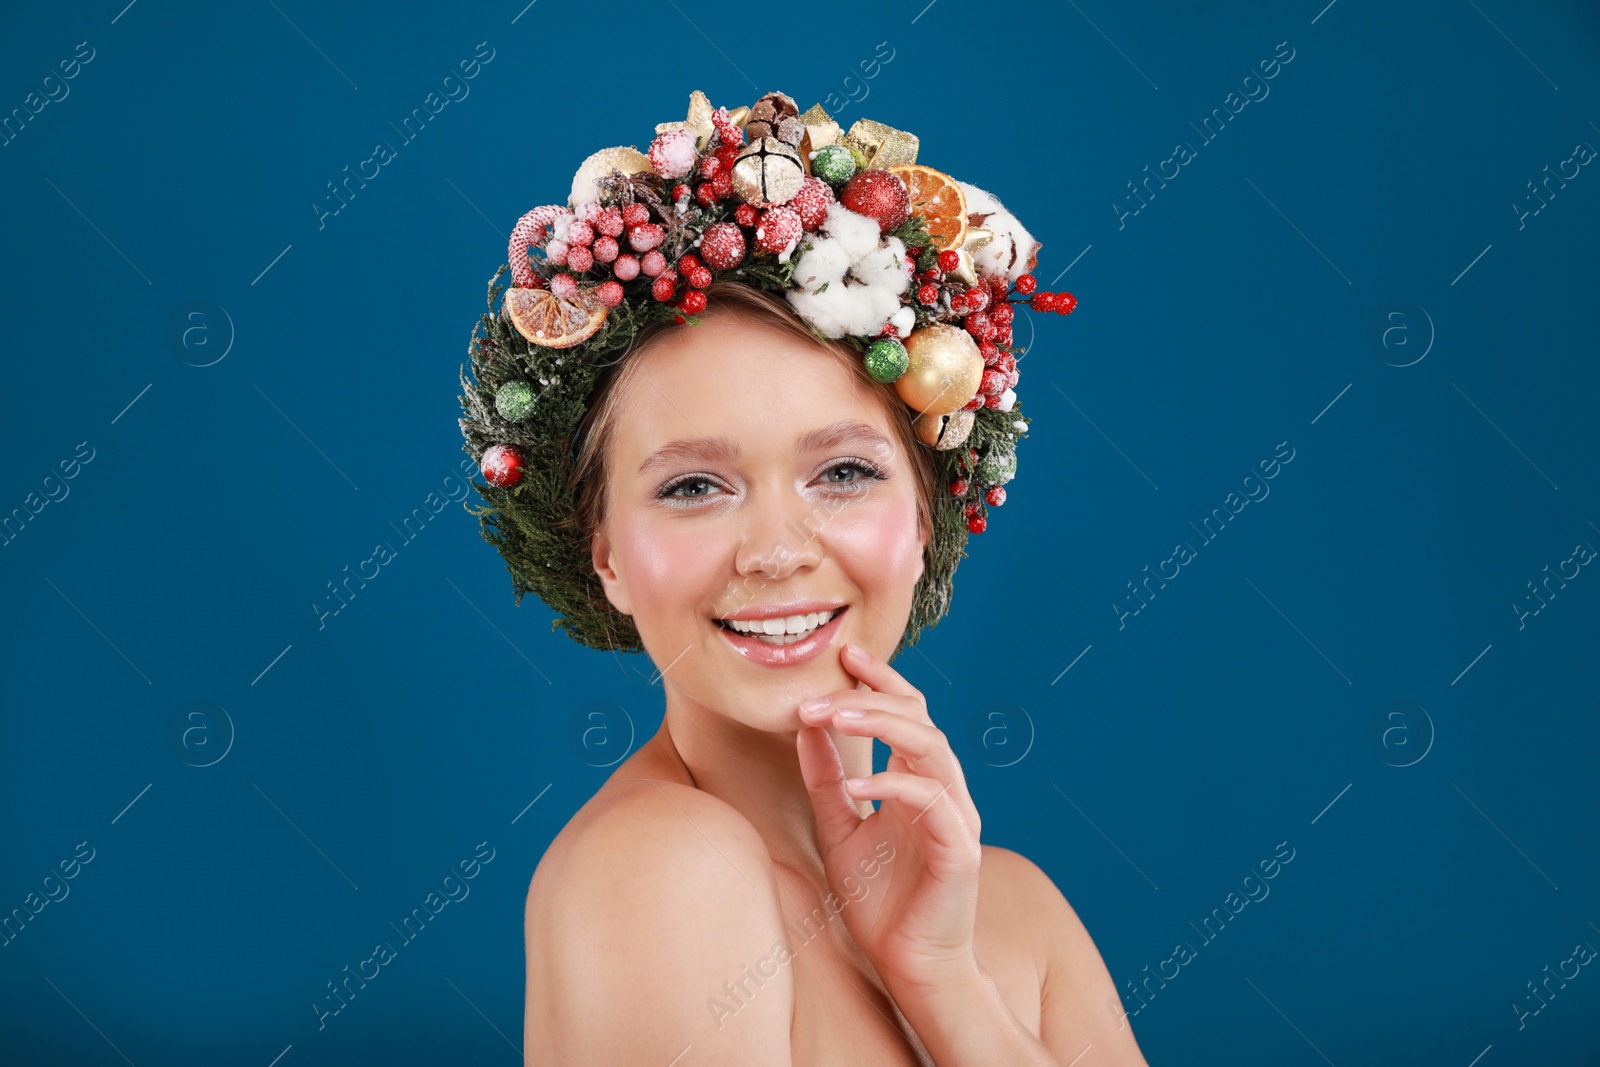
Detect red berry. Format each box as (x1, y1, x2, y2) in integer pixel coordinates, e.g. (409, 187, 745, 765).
(712, 169, 734, 197)
(1014, 273, 1037, 295)
(672, 183, 691, 201)
(984, 391, 1005, 408)
(919, 268, 941, 281)
(621, 203, 650, 228)
(989, 302, 1013, 326)
(996, 354, 1017, 374)
(688, 266, 713, 289)
(967, 512, 988, 534)
(592, 235, 619, 263)
(917, 283, 939, 305)
(961, 395, 983, 411)
(565, 244, 594, 272)
(979, 368, 1006, 396)
(1005, 367, 1020, 389)
(985, 485, 1006, 507)
(979, 341, 999, 365)
(949, 477, 969, 496)
(790, 175, 835, 232)
(680, 288, 708, 314)
(595, 280, 625, 308)
(695, 184, 719, 207)
(964, 285, 990, 312)
(964, 312, 990, 338)
(735, 203, 760, 228)
(967, 448, 979, 465)
(673, 313, 686, 324)
(628, 223, 666, 252)
(678, 253, 703, 273)
(995, 326, 1013, 346)
(699, 222, 747, 271)
(699, 155, 721, 180)
(651, 271, 678, 302)
(1055, 292, 1078, 314)
(1031, 292, 1056, 312)
(878, 321, 900, 338)
(755, 206, 802, 255)
(965, 500, 981, 517)
(936, 249, 960, 272)
(597, 206, 625, 237)
(565, 221, 595, 247)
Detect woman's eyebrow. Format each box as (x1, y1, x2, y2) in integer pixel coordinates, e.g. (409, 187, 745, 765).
(636, 419, 894, 475)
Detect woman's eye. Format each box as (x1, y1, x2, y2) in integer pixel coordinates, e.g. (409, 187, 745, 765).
(822, 462, 882, 485)
(665, 477, 717, 498)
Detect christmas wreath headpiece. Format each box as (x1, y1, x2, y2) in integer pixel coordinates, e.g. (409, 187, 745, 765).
(458, 89, 1077, 657)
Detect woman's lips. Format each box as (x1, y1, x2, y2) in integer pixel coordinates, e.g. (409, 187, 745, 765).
(714, 607, 847, 667)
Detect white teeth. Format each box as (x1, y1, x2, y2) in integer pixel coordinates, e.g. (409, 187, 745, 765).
(721, 609, 837, 642)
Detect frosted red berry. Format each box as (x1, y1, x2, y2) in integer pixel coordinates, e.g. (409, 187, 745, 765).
(937, 249, 960, 272)
(1014, 273, 1037, 295)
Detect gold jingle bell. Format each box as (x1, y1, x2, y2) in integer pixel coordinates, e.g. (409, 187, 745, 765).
(894, 324, 984, 416)
(912, 409, 977, 450)
(731, 137, 807, 207)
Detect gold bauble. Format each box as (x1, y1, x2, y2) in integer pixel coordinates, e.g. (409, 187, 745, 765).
(731, 137, 807, 207)
(912, 409, 977, 450)
(894, 325, 984, 416)
(569, 146, 651, 207)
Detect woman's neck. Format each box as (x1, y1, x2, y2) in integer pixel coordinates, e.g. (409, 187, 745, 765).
(640, 691, 875, 876)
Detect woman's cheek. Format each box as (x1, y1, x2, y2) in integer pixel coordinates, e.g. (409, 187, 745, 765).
(623, 517, 720, 613)
(827, 496, 923, 589)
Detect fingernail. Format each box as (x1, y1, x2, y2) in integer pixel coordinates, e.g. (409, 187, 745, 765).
(845, 643, 867, 658)
(800, 696, 830, 714)
(836, 708, 864, 719)
(845, 777, 871, 790)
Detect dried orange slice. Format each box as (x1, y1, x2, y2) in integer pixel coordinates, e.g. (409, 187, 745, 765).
(887, 164, 968, 250)
(504, 287, 607, 348)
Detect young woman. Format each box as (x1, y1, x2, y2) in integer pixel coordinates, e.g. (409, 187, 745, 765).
(507, 285, 1146, 1065)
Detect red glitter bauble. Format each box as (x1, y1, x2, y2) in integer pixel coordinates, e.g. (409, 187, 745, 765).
(699, 222, 747, 270)
(789, 176, 835, 232)
(480, 444, 524, 487)
(680, 288, 708, 314)
(839, 170, 910, 233)
(734, 203, 760, 228)
(986, 485, 1007, 507)
(967, 510, 987, 534)
(755, 207, 802, 254)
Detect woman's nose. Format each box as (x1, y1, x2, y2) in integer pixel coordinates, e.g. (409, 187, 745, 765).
(733, 485, 826, 581)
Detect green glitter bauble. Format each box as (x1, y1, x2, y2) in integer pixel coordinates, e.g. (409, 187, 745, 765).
(863, 337, 909, 383)
(495, 380, 536, 421)
(979, 447, 1017, 486)
(810, 144, 857, 187)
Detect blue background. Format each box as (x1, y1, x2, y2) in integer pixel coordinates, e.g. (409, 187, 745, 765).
(3, 0, 1598, 1063)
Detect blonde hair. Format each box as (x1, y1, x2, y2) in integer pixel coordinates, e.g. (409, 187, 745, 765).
(565, 280, 937, 580)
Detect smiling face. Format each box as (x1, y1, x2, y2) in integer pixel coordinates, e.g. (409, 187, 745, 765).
(585, 291, 931, 728)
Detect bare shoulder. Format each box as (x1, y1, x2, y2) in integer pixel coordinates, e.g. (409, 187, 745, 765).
(524, 778, 795, 1065)
(979, 844, 1150, 1065)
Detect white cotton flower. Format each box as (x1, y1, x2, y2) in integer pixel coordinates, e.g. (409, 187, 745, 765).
(787, 211, 913, 339)
(996, 387, 1017, 412)
(958, 181, 1041, 283)
(822, 202, 883, 260)
(792, 238, 850, 288)
(890, 306, 915, 337)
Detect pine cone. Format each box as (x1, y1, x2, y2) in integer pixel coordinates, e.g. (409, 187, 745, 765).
(747, 91, 803, 147)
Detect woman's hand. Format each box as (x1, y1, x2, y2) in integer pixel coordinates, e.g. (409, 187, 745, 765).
(795, 642, 985, 998)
